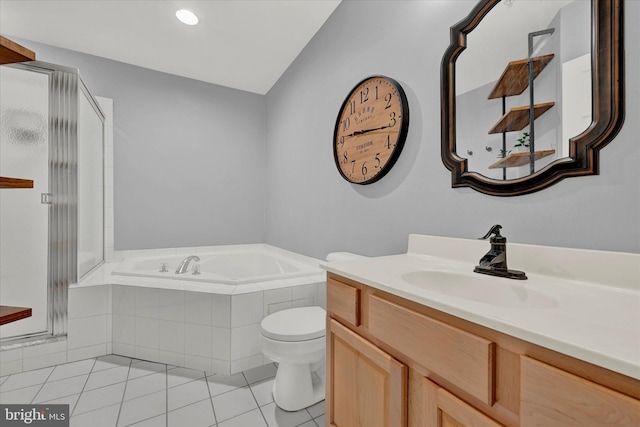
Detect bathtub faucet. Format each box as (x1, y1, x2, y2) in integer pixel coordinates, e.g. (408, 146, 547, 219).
(175, 255, 200, 274)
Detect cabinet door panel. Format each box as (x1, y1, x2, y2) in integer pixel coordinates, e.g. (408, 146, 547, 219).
(328, 319, 407, 427)
(422, 378, 503, 427)
(521, 356, 640, 427)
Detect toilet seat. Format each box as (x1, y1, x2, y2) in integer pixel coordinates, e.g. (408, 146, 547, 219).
(260, 306, 326, 342)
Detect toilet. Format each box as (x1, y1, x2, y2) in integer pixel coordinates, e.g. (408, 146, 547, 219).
(259, 306, 326, 411)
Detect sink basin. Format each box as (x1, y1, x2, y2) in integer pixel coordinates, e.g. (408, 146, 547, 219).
(401, 270, 558, 309)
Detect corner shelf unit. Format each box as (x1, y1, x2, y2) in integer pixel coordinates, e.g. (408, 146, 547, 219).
(1, 36, 37, 189)
(488, 48, 555, 177)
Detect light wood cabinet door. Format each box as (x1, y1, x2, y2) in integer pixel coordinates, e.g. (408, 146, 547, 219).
(327, 319, 407, 427)
(422, 378, 504, 427)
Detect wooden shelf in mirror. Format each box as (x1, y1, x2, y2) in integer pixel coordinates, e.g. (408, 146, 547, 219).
(488, 54, 555, 99)
(489, 149, 555, 169)
(0, 305, 32, 325)
(0, 35, 35, 65)
(488, 102, 555, 134)
(0, 176, 34, 189)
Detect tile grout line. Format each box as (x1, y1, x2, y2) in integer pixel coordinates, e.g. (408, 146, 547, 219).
(244, 371, 269, 427)
(28, 366, 57, 405)
(204, 371, 219, 426)
(165, 363, 168, 427)
(68, 358, 97, 416)
(114, 358, 133, 427)
(68, 361, 133, 417)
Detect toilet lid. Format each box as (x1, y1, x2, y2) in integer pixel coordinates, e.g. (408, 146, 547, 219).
(260, 306, 326, 342)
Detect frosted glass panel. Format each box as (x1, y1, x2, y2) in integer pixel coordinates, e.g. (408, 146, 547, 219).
(77, 90, 104, 277)
(0, 66, 50, 339)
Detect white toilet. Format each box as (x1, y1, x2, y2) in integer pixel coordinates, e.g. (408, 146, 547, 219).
(259, 306, 326, 411)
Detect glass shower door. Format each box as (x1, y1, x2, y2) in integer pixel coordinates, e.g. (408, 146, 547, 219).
(77, 85, 104, 277)
(0, 65, 50, 340)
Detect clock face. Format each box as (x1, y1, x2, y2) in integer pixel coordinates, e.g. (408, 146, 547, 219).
(333, 76, 409, 184)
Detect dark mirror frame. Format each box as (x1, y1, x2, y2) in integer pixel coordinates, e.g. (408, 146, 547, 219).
(441, 0, 624, 196)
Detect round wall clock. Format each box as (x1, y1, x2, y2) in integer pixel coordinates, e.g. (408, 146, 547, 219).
(333, 75, 409, 184)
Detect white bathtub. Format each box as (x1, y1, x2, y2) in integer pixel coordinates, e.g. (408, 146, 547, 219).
(83, 244, 327, 375)
(112, 250, 319, 285)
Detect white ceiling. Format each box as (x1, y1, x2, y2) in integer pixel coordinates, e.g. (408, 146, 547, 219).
(0, 0, 341, 95)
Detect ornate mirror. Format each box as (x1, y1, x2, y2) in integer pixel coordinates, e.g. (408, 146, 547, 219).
(441, 0, 624, 196)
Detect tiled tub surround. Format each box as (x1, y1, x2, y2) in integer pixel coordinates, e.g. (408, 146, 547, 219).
(0, 244, 326, 377)
(95, 244, 324, 375)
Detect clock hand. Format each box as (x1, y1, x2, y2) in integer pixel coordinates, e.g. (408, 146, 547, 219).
(344, 125, 391, 137)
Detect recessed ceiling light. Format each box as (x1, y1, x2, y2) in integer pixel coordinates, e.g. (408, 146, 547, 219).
(176, 9, 198, 26)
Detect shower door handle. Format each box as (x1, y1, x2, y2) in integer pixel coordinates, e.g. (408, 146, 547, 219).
(41, 193, 53, 204)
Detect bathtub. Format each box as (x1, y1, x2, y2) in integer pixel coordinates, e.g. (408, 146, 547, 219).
(112, 250, 320, 285)
(78, 244, 327, 375)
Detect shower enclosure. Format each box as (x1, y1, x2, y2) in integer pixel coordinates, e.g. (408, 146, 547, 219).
(0, 61, 104, 345)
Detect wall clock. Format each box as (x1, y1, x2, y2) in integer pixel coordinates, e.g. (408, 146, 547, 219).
(333, 75, 409, 184)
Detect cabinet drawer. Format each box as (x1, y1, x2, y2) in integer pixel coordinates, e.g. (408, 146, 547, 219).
(521, 356, 640, 426)
(327, 277, 360, 326)
(368, 294, 495, 405)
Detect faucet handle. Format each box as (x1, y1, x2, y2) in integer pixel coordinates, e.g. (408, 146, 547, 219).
(478, 224, 502, 240)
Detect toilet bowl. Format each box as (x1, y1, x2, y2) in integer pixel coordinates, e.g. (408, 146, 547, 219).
(259, 306, 326, 411)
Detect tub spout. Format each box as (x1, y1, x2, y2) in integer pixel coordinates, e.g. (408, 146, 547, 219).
(176, 255, 200, 274)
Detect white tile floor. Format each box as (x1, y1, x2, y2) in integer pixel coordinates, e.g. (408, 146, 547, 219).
(0, 355, 325, 427)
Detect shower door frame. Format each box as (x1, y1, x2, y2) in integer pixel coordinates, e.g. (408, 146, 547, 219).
(1, 60, 105, 348)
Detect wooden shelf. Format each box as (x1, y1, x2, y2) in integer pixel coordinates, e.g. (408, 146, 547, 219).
(0, 35, 36, 65)
(0, 305, 32, 325)
(489, 149, 556, 169)
(488, 54, 555, 99)
(0, 176, 34, 189)
(488, 102, 555, 134)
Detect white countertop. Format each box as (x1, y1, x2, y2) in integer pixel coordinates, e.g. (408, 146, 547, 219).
(323, 235, 640, 380)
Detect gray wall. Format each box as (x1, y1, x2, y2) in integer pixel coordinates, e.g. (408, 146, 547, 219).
(11, 38, 267, 250)
(265, 0, 640, 258)
(10, 0, 639, 258)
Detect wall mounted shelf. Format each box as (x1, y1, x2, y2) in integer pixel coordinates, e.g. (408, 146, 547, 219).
(0, 305, 33, 325)
(489, 149, 555, 169)
(0, 177, 35, 189)
(488, 102, 555, 134)
(0, 35, 35, 65)
(488, 54, 555, 99)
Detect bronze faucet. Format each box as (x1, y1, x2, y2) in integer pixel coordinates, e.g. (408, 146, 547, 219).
(474, 225, 527, 280)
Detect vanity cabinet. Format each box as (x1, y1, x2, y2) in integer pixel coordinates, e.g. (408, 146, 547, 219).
(325, 273, 640, 427)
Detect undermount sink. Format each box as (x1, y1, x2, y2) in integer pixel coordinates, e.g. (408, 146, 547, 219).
(401, 270, 558, 309)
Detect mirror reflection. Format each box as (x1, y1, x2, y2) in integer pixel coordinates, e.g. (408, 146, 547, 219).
(455, 0, 590, 180)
